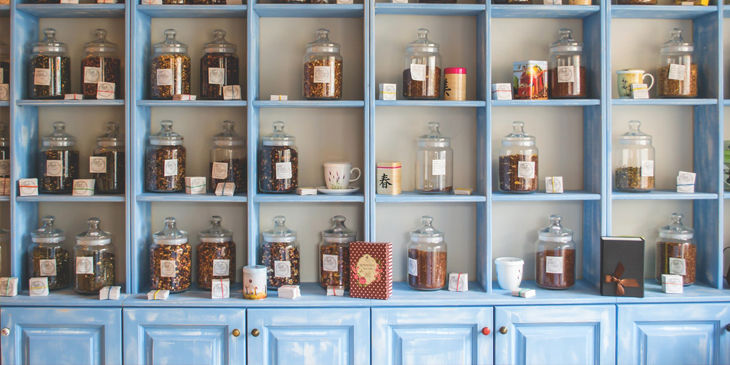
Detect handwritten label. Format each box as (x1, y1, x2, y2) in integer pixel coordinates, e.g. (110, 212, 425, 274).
(668, 64, 686, 81)
(432, 159, 446, 176)
(275, 162, 292, 180)
(34, 68, 51, 86)
(545, 256, 564, 274)
(313, 66, 331, 83)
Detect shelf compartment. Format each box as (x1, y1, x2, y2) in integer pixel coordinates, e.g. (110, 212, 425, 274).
(254, 192, 364, 203)
(16, 194, 125, 203)
(612, 190, 718, 200)
(491, 5, 600, 19)
(375, 191, 486, 203)
(612, 98, 717, 106)
(610, 5, 718, 19)
(136, 100, 247, 107)
(374, 100, 486, 107)
(254, 4, 364, 18)
(17, 99, 125, 107)
(15, 4, 125, 18)
(491, 190, 601, 201)
(492, 99, 600, 107)
(253, 100, 364, 108)
(375, 3, 485, 16)
(136, 192, 247, 203)
(136, 4, 248, 18)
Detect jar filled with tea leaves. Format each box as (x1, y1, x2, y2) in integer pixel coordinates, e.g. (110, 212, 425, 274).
(146, 120, 186, 192)
(499, 121, 538, 193)
(535, 215, 576, 290)
(93, 122, 125, 194)
(416, 122, 453, 194)
(0, 123, 9, 178)
(0, 40, 9, 88)
(151, 217, 191, 293)
(81, 29, 121, 100)
(656, 213, 696, 286)
(303, 29, 343, 100)
(209, 120, 246, 193)
(319, 215, 356, 290)
(259, 121, 298, 193)
(150, 29, 191, 100)
(29, 216, 70, 291)
(201, 30, 240, 100)
(407, 216, 447, 291)
(403, 29, 441, 100)
(614, 120, 655, 192)
(197, 216, 236, 290)
(549, 28, 586, 99)
(658, 29, 696, 98)
(29, 29, 70, 99)
(261, 216, 300, 289)
(39, 121, 79, 194)
(74, 218, 115, 294)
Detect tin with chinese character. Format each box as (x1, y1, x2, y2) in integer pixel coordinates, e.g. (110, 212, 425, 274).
(376, 161, 401, 195)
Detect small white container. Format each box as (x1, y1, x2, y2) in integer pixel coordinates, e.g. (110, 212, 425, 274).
(495, 257, 524, 291)
(243, 265, 267, 300)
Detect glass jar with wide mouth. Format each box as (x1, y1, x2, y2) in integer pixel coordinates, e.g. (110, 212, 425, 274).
(658, 28, 696, 98)
(201, 30, 240, 100)
(0, 40, 9, 88)
(197, 216, 236, 290)
(614, 120, 655, 192)
(74, 217, 115, 294)
(82, 29, 121, 100)
(549, 28, 586, 99)
(303, 29, 343, 100)
(93, 121, 125, 194)
(0, 123, 9, 178)
(535, 215, 576, 289)
(416, 122, 453, 194)
(209, 120, 246, 193)
(146, 120, 186, 192)
(39, 121, 79, 194)
(499, 121, 538, 193)
(29, 29, 70, 99)
(319, 215, 356, 290)
(150, 217, 191, 293)
(656, 213, 696, 286)
(258, 121, 298, 193)
(403, 29, 441, 100)
(150, 29, 191, 100)
(260, 216, 300, 289)
(29, 216, 70, 290)
(407, 216, 447, 291)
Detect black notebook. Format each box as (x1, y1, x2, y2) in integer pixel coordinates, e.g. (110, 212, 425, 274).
(600, 236, 645, 298)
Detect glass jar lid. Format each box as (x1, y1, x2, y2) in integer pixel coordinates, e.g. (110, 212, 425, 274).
(42, 121, 76, 147)
(418, 122, 450, 148)
(32, 28, 68, 54)
(84, 29, 118, 55)
(213, 120, 244, 147)
(407, 28, 439, 53)
(502, 121, 536, 147)
(659, 213, 693, 240)
(262, 121, 295, 147)
(619, 120, 652, 146)
(153, 217, 189, 245)
(0, 122, 8, 147)
(661, 28, 693, 54)
(199, 216, 233, 243)
(76, 217, 112, 246)
(150, 120, 184, 146)
(322, 215, 356, 243)
(410, 216, 444, 243)
(549, 28, 582, 54)
(97, 121, 124, 147)
(204, 29, 237, 54)
(31, 216, 65, 244)
(262, 215, 296, 243)
(538, 215, 573, 243)
(307, 28, 340, 54)
(153, 29, 188, 54)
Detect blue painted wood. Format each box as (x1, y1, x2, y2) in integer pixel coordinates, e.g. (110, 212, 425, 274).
(253, 192, 365, 203)
(611, 191, 718, 200)
(492, 99, 600, 107)
(364, 0, 373, 242)
(484, 4, 493, 293)
(491, 5, 599, 19)
(616, 280, 730, 304)
(374, 100, 486, 107)
(252, 100, 364, 108)
(254, 4, 364, 18)
(248, 1, 260, 266)
(136, 100, 247, 107)
(476, 12, 488, 290)
(16, 194, 125, 202)
(491, 190, 601, 201)
(375, 191, 487, 203)
(0, 288, 127, 307)
(136, 192, 247, 203)
(16, 99, 125, 106)
(15, 4, 125, 18)
(612, 98, 717, 106)
(0, 101, 9, 107)
(611, 5, 717, 19)
(374, 3, 485, 16)
(137, 4, 247, 18)
(0, 196, 8, 202)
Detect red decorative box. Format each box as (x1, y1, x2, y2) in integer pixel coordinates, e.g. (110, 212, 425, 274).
(349, 242, 393, 300)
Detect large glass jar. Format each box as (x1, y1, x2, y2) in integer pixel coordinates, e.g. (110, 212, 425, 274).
(535, 215, 576, 290)
(416, 122, 453, 194)
(197, 216, 236, 290)
(407, 216, 447, 291)
(146, 120, 186, 192)
(74, 218, 115, 294)
(81, 29, 121, 100)
(319, 215, 356, 290)
(303, 29, 343, 100)
(499, 121, 538, 193)
(258, 121, 298, 193)
(29, 216, 70, 291)
(403, 29, 441, 100)
(656, 213, 696, 286)
(150, 217, 191, 293)
(93, 121, 125, 194)
(549, 28, 586, 99)
(0, 228, 9, 278)
(150, 29, 191, 100)
(0, 123, 9, 178)
(658, 29, 696, 98)
(260, 216, 300, 289)
(0, 40, 8, 88)
(614, 120, 655, 192)
(29, 29, 70, 99)
(39, 121, 79, 194)
(209, 120, 246, 193)
(201, 30, 240, 100)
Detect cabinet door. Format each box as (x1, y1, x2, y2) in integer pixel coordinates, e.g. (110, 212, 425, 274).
(247, 308, 369, 365)
(495, 305, 616, 365)
(617, 303, 730, 365)
(372, 307, 493, 365)
(1, 307, 122, 365)
(123, 308, 245, 365)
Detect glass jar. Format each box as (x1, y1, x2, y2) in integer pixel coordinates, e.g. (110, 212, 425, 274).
(81, 29, 121, 100)
(39, 121, 79, 194)
(74, 218, 115, 294)
(416, 122, 453, 194)
(150, 29, 191, 100)
(197, 216, 236, 290)
(535, 215, 576, 290)
(209, 120, 246, 193)
(146, 120, 186, 193)
(93, 121, 125, 194)
(258, 121, 298, 193)
(499, 121, 538, 193)
(150, 217, 191, 293)
(29, 29, 70, 99)
(549, 28, 586, 99)
(201, 30, 240, 100)
(614, 120, 655, 192)
(0, 228, 9, 278)
(260, 216, 300, 289)
(0, 40, 9, 88)
(0, 123, 9, 178)
(29, 216, 70, 291)
(656, 213, 696, 286)
(303, 29, 343, 100)
(407, 216, 447, 291)
(403, 29, 441, 100)
(658, 29, 696, 98)
(319, 215, 356, 290)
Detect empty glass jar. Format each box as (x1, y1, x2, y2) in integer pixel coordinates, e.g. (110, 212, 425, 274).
(304, 29, 343, 100)
(499, 121, 538, 193)
(150, 29, 191, 100)
(82, 29, 121, 100)
(614, 120, 655, 192)
(146, 120, 186, 193)
(29, 29, 70, 99)
(535, 215, 576, 290)
(209, 120, 246, 193)
(74, 218, 115, 294)
(656, 213, 696, 286)
(201, 30, 240, 100)
(197, 216, 236, 290)
(549, 28, 586, 99)
(416, 122, 453, 194)
(261, 216, 300, 289)
(150, 217, 191, 293)
(30, 216, 70, 291)
(658, 28, 696, 98)
(259, 121, 298, 193)
(40, 121, 79, 194)
(93, 122, 125, 194)
(408, 216, 447, 291)
(403, 29, 441, 100)
(319, 215, 356, 290)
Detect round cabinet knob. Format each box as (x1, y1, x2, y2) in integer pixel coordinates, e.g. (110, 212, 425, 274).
(499, 326, 508, 335)
(481, 327, 491, 336)
(725, 324, 730, 332)
(251, 328, 260, 337)
(1, 328, 9, 336)
(232, 329, 240, 337)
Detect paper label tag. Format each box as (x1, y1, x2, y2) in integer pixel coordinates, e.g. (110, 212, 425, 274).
(84, 67, 102, 84)
(46, 160, 63, 177)
(669, 257, 687, 276)
(274, 260, 291, 278)
(557, 66, 575, 83)
(89, 156, 107, 174)
(223, 85, 241, 100)
(208, 67, 225, 85)
(97, 82, 115, 99)
(157, 69, 173, 86)
(408, 258, 418, 276)
(160, 260, 176, 277)
(322, 254, 338, 272)
(0, 84, 7, 101)
(630, 84, 650, 99)
(34, 68, 51, 86)
(641, 160, 654, 177)
(76, 256, 94, 274)
(410, 64, 426, 81)
(432, 159, 446, 176)
(518, 161, 535, 179)
(211, 162, 228, 179)
(668, 64, 686, 81)
(545, 176, 563, 193)
(275, 162, 292, 179)
(39, 259, 57, 276)
(0, 160, 9, 175)
(212, 259, 230, 276)
(314, 66, 331, 83)
(164, 159, 178, 177)
(545, 256, 564, 274)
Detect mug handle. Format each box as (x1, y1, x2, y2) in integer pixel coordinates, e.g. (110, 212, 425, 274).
(643, 73, 655, 91)
(349, 167, 362, 182)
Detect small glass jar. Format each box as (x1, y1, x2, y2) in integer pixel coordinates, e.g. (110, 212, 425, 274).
(403, 29, 441, 100)
(39, 121, 79, 194)
(146, 120, 186, 193)
(319, 215, 356, 290)
(0, 228, 9, 278)
(658, 29, 696, 98)
(0, 40, 9, 88)
(93, 122, 125, 194)
(74, 218, 115, 294)
(549, 29, 586, 99)
(201, 30, 240, 100)
(499, 121, 538, 193)
(0, 123, 9, 178)
(150, 29, 191, 100)
(81, 29, 121, 100)
(29, 29, 70, 99)
(407, 216, 448, 291)
(535, 215, 576, 290)
(260, 216, 300, 289)
(258, 121, 298, 193)
(197, 216, 236, 290)
(209, 120, 246, 193)
(656, 213, 696, 286)
(29, 216, 70, 291)
(150, 217, 191, 293)
(416, 122, 453, 194)
(303, 29, 343, 100)
(614, 120, 655, 192)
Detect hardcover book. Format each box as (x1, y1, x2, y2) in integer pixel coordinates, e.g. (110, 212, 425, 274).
(600, 236, 645, 298)
(349, 242, 393, 300)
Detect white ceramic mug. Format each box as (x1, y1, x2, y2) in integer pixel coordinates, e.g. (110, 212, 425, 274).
(495, 257, 524, 291)
(616, 69, 655, 99)
(324, 162, 362, 189)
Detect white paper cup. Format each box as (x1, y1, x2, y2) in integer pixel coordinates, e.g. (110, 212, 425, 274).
(495, 257, 524, 291)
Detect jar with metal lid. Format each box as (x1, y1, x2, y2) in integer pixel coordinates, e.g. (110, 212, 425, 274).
(29, 216, 70, 291)
(0, 40, 8, 88)
(74, 217, 115, 294)
(499, 121, 538, 193)
(82, 29, 121, 100)
(260, 216, 300, 289)
(39, 121, 79, 194)
(151, 217, 191, 293)
(0, 123, 9, 178)
(408, 216, 447, 291)
(29, 29, 70, 99)
(93, 122, 124, 194)
(416, 122, 453, 194)
(658, 28, 696, 98)
(535, 215, 576, 290)
(209, 120, 246, 193)
(259, 121, 298, 193)
(403, 29, 441, 100)
(197, 216, 236, 290)
(150, 29, 191, 100)
(549, 28, 586, 99)
(304, 29, 343, 100)
(319, 215, 356, 290)
(656, 213, 696, 285)
(201, 30, 240, 100)
(0, 228, 9, 278)
(614, 120, 655, 192)
(146, 120, 186, 192)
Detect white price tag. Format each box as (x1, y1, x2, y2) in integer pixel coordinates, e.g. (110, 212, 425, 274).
(322, 254, 338, 272)
(545, 256, 564, 274)
(408, 258, 418, 276)
(89, 156, 107, 174)
(517, 161, 535, 179)
(275, 162, 292, 180)
(274, 260, 291, 278)
(211, 162, 228, 179)
(669, 257, 687, 276)
(34, 68, 51, 86)
(212, 259, 230, 276)
(84, 67, 102, 84)
(313, 66, 332, 84)
(46, 160, 64, 177)
(410, 64, 426, 81)
(641, 160, 654, 177)
(164, 159, 178, 177)
(76, 256, 94, 275)
(557, 66, 575, 83)
(432, 159, 446, 176)
(208, 68, 225, 85)
(160, 260, 176, 277)
(39, 259, 57, 276)
(668, 64, 686, 81)
(157, 69, 173, 86)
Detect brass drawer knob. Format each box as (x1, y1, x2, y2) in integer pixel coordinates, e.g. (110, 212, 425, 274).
(499, 326, 508, 335)
(251, 328, 260, 337)
(232, 329, 240, 337)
